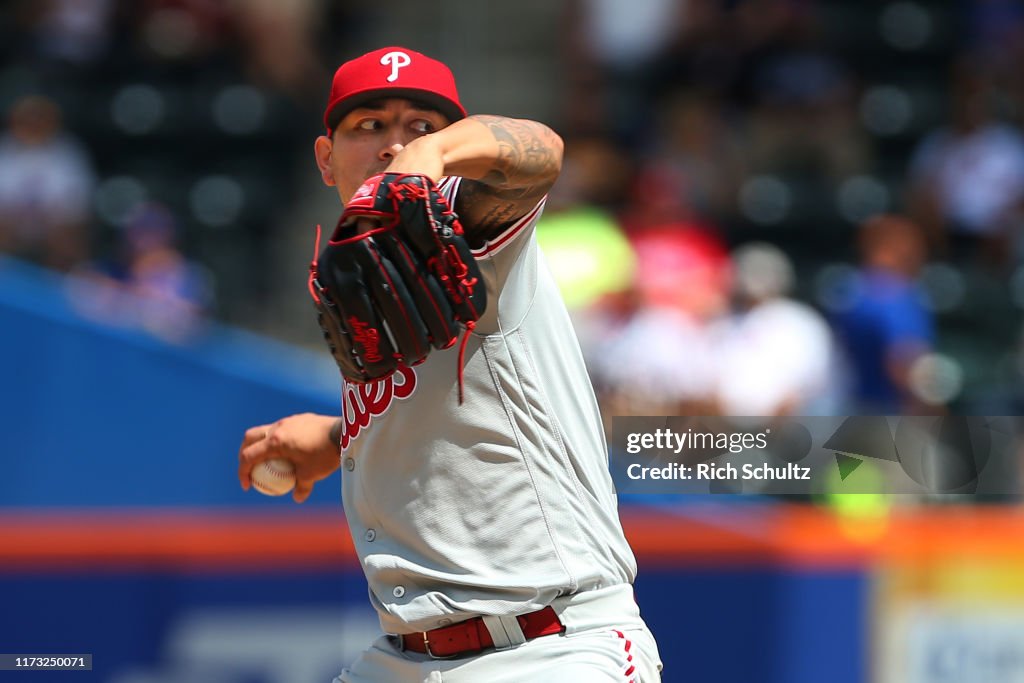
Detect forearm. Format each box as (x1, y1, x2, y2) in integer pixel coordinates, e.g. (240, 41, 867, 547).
(393, 115, 562, 194)
(386, 115, 563, 236)
(437, 115, 563, 192)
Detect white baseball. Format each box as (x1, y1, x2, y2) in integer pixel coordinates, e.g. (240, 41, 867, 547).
(251, 458, 296, 497)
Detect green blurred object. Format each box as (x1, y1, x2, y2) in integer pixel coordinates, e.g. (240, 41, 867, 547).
(822, 456, 891, 541)
(536, 206, 636, 310)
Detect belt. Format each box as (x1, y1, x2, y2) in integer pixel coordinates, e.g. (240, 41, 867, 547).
(397, 606, 564, 658)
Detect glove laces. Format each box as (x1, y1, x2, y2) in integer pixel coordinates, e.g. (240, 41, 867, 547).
(307, 224, 323, 302)
(456, 320, 475, 405)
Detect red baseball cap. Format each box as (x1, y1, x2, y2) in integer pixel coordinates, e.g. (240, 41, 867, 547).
(323, 46, 467, 134)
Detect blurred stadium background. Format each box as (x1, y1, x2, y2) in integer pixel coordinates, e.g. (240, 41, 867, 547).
(2, 1, 1024, 682)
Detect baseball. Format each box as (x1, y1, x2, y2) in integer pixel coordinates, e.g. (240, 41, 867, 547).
(250, 458, 296, 497)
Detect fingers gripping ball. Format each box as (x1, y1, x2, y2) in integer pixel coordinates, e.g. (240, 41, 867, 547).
(250, 458, 297, 497)
(308, 173, 487, 384)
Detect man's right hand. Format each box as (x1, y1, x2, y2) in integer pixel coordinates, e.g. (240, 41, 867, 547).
(238, 413, 342, 503)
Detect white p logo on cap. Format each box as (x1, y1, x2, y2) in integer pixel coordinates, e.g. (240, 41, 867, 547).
(381, 51, 412, 82)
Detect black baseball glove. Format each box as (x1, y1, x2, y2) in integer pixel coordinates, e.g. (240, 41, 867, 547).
(308, 172, 486, 385)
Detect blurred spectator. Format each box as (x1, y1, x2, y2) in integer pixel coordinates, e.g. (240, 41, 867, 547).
(641, 93, 746, 221)
(643, 0, 738, 101)
(739, 2, 868, 178)
(563, 0, 686, 141)
(231, 0, 327, 100)
(588, 226, 731, 418)
(128, 0, 235, 68)
(616, 151, 731, 326)
(580, 151, 734, 419)
(640, 0, 869, 178)
(908, 58, 1024, 270)
(713, 242, 839, 416)
(0, 95, 96, 272)
(964, 0, 1024, 94)
(619, 156, 720, 238)
(72, 201, 213, 341)
(26, 0, 116, 68)
(551, 136, 636, 212)
(829, 214, 935, 414)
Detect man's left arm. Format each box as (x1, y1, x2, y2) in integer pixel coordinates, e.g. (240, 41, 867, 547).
(385, 115, 564, 242)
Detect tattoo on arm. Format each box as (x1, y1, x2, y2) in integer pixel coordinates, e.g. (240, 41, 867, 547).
(456, 115, 563, 241)
(473, 115, 562, 199)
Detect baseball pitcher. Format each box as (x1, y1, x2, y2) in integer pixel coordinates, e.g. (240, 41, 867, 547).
(238, 46, 663, 682)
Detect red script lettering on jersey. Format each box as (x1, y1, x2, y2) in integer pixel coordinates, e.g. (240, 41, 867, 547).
(340, 365, 417, 450)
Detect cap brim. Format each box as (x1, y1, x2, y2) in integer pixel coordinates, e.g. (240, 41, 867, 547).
(325, 88, 467, 132)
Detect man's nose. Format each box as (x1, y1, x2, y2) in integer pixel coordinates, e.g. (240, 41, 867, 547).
(379, 141, 405, 161)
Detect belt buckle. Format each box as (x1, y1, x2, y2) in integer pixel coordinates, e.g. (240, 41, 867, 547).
(423, 634, 457, 660)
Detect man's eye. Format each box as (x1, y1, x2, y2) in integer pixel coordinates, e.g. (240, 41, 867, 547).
(411, 120, 435, 134)
(357, 120, 381, 131)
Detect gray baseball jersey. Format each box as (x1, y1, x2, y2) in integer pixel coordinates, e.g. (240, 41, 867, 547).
(338, 176, 637, 635)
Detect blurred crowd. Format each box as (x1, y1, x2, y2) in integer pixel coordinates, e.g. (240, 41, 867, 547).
(2, 0, 1024, 417)
(0, 0, 354, 335)
(550, 0, 1024, 418)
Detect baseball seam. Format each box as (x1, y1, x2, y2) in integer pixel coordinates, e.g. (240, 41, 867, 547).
(261, 463, 293, 479)
(253, 461, 295, 494)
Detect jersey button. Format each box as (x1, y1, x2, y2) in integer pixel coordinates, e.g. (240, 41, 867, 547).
(393, 586, 406, 598)
(344, 457, 355, 472)
(364, 529, 376, 542)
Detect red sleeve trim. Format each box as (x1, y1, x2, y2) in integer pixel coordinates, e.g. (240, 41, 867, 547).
(470, 197, 547, 258)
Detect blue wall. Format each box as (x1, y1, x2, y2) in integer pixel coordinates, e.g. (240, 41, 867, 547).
(0, 257, 341, 507)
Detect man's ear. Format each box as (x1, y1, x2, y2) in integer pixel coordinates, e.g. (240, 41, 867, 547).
(314, 135, 335, 186)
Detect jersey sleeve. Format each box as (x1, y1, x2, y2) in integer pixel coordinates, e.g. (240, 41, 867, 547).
(440, 176, 548, 335)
